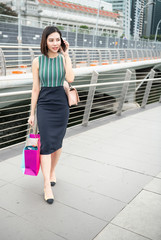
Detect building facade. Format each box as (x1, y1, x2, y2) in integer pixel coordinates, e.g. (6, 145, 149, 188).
(64, 0, 113, 11)
(142, 0, 153, 38)
(130, 0, 160, 39)
(103, 0, 131, 39)
(131, 0, 146, 39)
(150, 0, 161, 37)
(2, 0, 123, 38)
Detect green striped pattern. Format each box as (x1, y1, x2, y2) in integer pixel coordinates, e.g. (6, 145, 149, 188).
(38, 54, 65, 87)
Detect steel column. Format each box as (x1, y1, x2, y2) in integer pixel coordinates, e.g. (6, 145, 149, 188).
(28, 47, 35, 64)
(0, 48, 6, 76)
(82, 70, 99, 126)
(141, 69, 155, 108)
(116, 69, 132, 116)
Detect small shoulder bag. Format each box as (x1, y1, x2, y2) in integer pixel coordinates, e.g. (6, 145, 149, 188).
(63, 81, 80, 107)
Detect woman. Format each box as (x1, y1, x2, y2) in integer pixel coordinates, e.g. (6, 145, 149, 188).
(28, 26, 74, 204)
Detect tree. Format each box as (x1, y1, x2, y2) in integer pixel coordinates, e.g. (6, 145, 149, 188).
(57, 25, 64, 31)
(0, 3, 17, 17)
(120, 34, 125, 38)
(140, 35, 148, 40)
(79, 25, 89, 34)
(153, 35, 161, 42)
(80, 25, 89, 30)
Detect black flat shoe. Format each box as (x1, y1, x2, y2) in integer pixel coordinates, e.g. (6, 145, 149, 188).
(44, 192, 54, 204)
(50, 181, 56, 187)
(45, 198, 54, 204)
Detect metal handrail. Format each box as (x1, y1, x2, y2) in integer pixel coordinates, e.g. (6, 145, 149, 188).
(0, 78, 161, 98)
(0, 69, 161, 150)
(0, 45, 161, 76)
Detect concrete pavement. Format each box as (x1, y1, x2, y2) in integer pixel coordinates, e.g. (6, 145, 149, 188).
(0, 104, 161, 240)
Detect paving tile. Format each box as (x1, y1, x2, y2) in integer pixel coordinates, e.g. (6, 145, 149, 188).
(60, 150, 161, 177)
(0, 179, 8, 188)
(63, 130, 161, 168)
(0, 105, 160, 240)
(119, 131, 160, 145)
(53, 180, 125, 222)
(0, 208, 64, 240)
(12, 172, 44, 195)
(121, 121, 161, 133)
(112, 190, 161, 240)
(21, 201, 107, 240)
(105, 134, 160, 154)
(93, 223, 149, 240)
(56, 163, 152, 203)
(130, 114, 161, 123)
(156, 172, 161, 179)
(63, 139, 158, 173)
(11, 142, 25, 152)
(0, 161, 24, 182)
(0, 147, 20, 162)
(0, 183, 45, 216)
(144, 177, 161, 195)
(4, 154, 22, 166)
(101, 153, 161, 177)
(14, 157, 126, 221)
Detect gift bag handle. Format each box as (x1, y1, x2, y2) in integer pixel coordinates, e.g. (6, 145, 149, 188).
(29, 126, 39, 135)
(28, 126, 34, 136)
(26, 126, 38, 140)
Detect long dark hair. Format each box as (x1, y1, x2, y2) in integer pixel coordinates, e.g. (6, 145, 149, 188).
(40, 26, 66, 56)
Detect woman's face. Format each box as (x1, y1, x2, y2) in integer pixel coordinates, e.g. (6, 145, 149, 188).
(46, 32, 61, 53)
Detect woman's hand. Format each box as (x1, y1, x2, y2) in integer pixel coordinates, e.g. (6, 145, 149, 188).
(61, 40, 69, 57)
(28, 115, 35, 127)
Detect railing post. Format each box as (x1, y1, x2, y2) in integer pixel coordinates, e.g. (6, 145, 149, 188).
(130, 49, 133, 61)
(117, 49, 120, 63)
(28, 47, 35, 64)
(82, 70, 99, 126)
(116, 69, 132, 116)
(0, 48, 6, 76)
(70, 49, 76, 68)
(152, 49, 155, 59)
(141, 69, 155, 108)
(86, 49, 90, 66)
(108, 50, 112, 64)
(141, 49, 144, 60)
(124, 50, 127, 62)
(98, 49, 102, 65)
(75, 25, 78, 48)
(159, 95, 161, 103)
(149, 50, 153, 60)
(106, 36, 109, 49)
(66, 25, 69, 42)
(136, 50, 139, 61)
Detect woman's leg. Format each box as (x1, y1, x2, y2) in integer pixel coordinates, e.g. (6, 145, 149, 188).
(50, 148, 62, 182)
(41, 154, 54, 199)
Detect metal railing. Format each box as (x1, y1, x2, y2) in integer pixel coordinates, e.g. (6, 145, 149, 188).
(0, 46, 161, 76)
(0, 68, 161, 149)
(1, 14, 161, 50)
(0, 13, 119, 37)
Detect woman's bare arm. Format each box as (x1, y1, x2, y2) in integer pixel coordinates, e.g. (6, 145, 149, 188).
(62, 55, 74, 83)
(28, 57, 40, 126)
(30, 57, 40, 116)
(61, 40, 74, 83)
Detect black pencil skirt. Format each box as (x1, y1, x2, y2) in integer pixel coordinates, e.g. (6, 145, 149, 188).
(37, 86, 69, 155)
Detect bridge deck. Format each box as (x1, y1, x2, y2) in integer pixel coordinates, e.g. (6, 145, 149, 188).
(0, 104, 161, 240)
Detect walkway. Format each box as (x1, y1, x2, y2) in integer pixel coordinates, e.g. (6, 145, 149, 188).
(0, 104, 161, 240)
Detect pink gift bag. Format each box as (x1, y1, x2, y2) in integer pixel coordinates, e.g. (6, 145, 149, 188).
(22, 133, 41, 176)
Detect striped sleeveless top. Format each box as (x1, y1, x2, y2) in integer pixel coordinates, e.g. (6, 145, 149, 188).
(38, 54, 65, 87)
